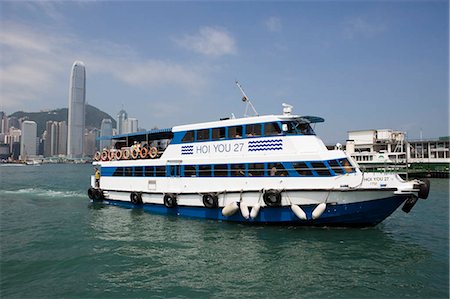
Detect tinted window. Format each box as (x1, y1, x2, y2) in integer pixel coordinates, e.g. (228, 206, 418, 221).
(197, 129, 210, 141)
(182, 131, 194, 143)
(311, 162, 331, 176)
(229, 126, 243, 138)
(212, 127, 226, 140)
(199, 165, 212, 177)
(231, 164, 245, 176)
(246, 124, 261, 137)
(184, 165, 196, 177)
(268, 163, 288, 176)
(113, 167, 123, 176)
(264, 122, 281, 136)
(134, 166, 144, 177)
(124, 167, 133, 177)
(145, 166, 154, 177)
(328, 160, 344, 175)
(248, 163, 264, 176)
(338, 158, 354, 173)
(293, 162, 313, 176)
(155, 166, 166, 177)
(214, 164, 228, 177)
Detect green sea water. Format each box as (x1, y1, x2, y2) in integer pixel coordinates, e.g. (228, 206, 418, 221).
(0, 164, 448, 298)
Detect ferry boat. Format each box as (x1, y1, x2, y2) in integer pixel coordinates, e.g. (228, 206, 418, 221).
(88, 103, 430, 227)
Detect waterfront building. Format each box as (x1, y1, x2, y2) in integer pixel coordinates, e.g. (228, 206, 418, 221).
(0, 111, 6, 134)
(67, 61, 86, 159)
(20, 120, 37, 160)
(44, 121, 68, 157)
(100, 119, 113, 149)
(127, 118, 138, 133)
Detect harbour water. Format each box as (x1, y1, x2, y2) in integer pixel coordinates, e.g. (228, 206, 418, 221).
(0, 164, 448, 298)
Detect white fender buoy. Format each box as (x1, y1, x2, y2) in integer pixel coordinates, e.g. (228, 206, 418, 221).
(240, 202, 250, 219)
(312, 203, 327, 219)
(250, 203, 261, 219)
(222, 202, 239, 216)
(291, 204, 307, 220)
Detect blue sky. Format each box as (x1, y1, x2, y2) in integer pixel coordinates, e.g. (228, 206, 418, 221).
(0, 1, 448, 144)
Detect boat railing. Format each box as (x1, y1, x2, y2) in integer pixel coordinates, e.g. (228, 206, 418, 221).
(93, 145, 163, 162)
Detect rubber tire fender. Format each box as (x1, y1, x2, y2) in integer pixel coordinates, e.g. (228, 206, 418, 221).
(164, 193, 177, 208)
(202, 193, 219, 208)
(418, 179, 430, 199)
(93, 189, 104, 201)
(88, 187, 95, 200)
(263, 189, 282, 207)
(130, 192, 143, 205)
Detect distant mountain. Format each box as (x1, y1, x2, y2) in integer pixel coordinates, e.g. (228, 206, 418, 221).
(9, 104, 117, 137)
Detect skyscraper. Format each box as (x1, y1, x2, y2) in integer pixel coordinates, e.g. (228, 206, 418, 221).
(117, 108, 128, 135)
(100, 119, 113, 149)
(20, 120, 37, 160)
(67, 61, 86, 159)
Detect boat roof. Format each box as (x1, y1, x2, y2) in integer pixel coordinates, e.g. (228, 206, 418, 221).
(97, 114, 324, 141)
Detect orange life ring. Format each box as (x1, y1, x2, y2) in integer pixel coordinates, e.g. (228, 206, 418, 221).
(130, 147, 139, 159)
(149, 147, 158, 159)
(101, 150, 109, 161)
(108, 150, 115, 160)
(140, 147, 149, 159)
(94, 151, 101, 161)
(115, 149, 123, 160)
(121, 148, 130, 160)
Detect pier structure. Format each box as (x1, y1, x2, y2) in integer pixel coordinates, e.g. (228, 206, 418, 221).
(344, 129, 449, 177)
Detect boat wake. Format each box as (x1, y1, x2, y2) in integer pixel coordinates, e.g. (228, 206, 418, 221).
(1, 188, 85, 199)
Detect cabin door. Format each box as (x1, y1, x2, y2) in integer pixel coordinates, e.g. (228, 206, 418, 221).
(166, 160, 182, 193)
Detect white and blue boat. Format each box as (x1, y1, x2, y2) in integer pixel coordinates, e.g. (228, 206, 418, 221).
(89, 103, 429, 227)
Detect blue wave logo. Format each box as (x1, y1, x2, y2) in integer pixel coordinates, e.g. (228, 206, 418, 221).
(248, 139, 283, 151)
(181, 145, 194, 155)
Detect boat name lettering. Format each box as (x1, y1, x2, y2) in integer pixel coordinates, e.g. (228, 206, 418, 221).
(364, 176, 390, 182)
(188, 142, 245, 155)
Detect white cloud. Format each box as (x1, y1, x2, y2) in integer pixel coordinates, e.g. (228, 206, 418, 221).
(343, 17, 387, 39)
(265, 16, 282, 33)
(0, 22, 208, 111)
(175, 26, 237, 57)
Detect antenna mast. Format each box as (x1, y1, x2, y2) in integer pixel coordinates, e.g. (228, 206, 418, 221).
(235, 81, 258, 117)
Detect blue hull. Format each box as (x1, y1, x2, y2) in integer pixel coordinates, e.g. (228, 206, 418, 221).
(94, 195, 408, 227)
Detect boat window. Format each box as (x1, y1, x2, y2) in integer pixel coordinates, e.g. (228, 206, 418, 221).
(155, 166, 166, 177)
(282, 121, 315, 135)
(212, 127, 226, 140)
(264, 122, 281, 136)
(199, 165, 212, 177)
(228, 126, 243, 139)
(124, 167, 133, 177)
(246, 124, 262, 137)
(182, 131, 195, 143)
(184, 165, 196, 177)
(268, 163, 288, 176)
(231, 164, 245, 176)
(338, 158, 355, 173)
(292, 162, 313, 176)
(310, 162, 331, 176)
(145, 166, 154, 177)
(328, 160, 344, 175)
(248, 163, 264, 176)
(214, 164, 228, 177)
(134, 166, 144, 177)
(113, 167, 124, 176)
(197, 129, 210, 141)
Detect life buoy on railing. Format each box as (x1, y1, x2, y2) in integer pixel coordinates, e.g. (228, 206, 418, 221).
(101, 150, 109, 161)
(108, 150, 115, 161)
(202, 193, 219, 208)
(263, 189, 282, 207)
(149, 147, 158, 159)
(94, 151, 101, 161)
(140, 147, 149, 159)
(163, 193, 177, 208)
(121, 148, 130, 160)
(130, 147, 139, 159)
(115, 149, 122, 160)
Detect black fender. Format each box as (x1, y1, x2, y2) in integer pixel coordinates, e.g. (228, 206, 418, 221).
(164, 193, 177, 208)
(263, 189, 282, 207)
(87, 187, 95, 200)
(93, 189, 104, 201)
(418, 179, 430, 199)
(202, 193, 219, 208)
(402, 196, 419, 213)
(130, 192, 143, 205)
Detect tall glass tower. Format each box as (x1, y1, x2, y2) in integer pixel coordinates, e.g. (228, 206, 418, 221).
(67, 61, 86, 158)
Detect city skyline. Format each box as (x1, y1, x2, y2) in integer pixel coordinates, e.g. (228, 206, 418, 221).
(0, 1, 448, 144)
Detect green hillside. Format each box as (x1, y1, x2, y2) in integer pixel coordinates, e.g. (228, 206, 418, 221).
(10, 104, 116, 137)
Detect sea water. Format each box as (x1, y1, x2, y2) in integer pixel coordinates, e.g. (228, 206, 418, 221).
(0, 164, 448, 298)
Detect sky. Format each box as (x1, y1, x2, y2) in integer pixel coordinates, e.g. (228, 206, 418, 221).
(0, 0, 448, 144)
